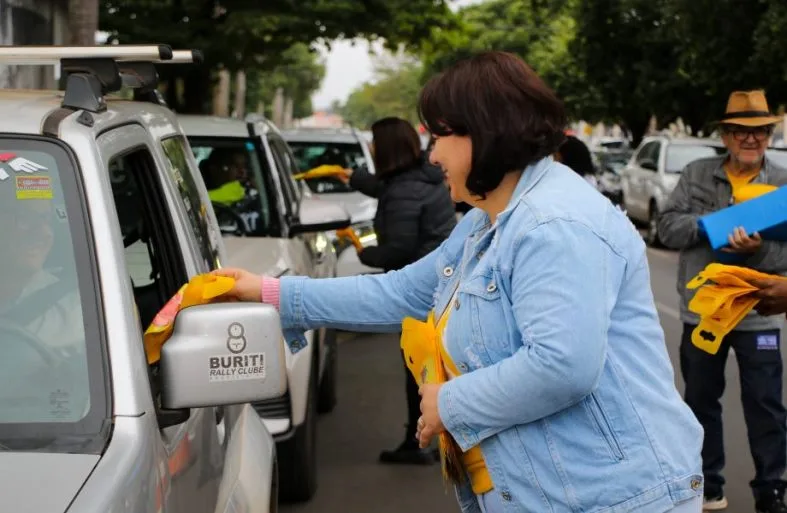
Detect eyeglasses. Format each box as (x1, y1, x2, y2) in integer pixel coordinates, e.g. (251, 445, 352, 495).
(721, 126, 773, 142)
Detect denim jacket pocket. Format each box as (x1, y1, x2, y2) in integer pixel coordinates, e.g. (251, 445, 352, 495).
(459, 271, 512, 359)
(585, 393, 626, 461)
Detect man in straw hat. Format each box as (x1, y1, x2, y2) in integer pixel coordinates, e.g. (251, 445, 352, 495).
(659, 90, 787, 512)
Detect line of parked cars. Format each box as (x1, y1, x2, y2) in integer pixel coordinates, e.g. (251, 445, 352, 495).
(0, 45, 374, 513)
(589, 133, 787, 247)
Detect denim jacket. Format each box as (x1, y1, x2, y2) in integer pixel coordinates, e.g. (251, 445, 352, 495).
(278, 157, 704, 513)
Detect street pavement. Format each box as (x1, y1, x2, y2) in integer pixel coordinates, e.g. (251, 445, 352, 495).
(282, 247, 787, 513)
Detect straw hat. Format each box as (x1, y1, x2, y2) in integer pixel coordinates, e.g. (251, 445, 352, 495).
(718, 90, 782, 127)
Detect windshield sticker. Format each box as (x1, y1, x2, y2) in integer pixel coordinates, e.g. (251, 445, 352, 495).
(0, 152, 48, 181)
(16, 175, 53, 200)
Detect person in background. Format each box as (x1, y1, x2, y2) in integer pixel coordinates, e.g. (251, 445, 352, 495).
(342, 116, 457, 464)
(555, 133, 598, 189)
(658, 90, 787, 513)
(213, 51, 703, 513)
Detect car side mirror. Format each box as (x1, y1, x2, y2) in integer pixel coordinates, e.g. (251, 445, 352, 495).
(159, 303, 287, 409)
(290, 196, 351, 235)
(640, 159, 658, 171)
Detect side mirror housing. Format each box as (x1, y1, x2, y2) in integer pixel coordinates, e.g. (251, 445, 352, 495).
(640, 158, 658, 171)
(290, 197, 351, 235)
(159, 303, 287, 409)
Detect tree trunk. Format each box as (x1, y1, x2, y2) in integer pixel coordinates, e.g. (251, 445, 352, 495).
(212, 69, 231, 116)
(233, 70, 246, 119)
(68, 0, 99, 45)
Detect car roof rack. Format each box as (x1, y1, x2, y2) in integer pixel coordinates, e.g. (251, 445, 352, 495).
(0, 45, 202, 112)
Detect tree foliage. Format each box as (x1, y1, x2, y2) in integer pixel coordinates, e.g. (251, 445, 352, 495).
(339, 58, 423, 129)
(99, 0, 457, 112)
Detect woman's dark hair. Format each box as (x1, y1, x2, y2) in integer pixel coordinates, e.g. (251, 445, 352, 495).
(418, 51, 566, 197)
(370, 117, 422, 176)
(557, 135, 596, 177)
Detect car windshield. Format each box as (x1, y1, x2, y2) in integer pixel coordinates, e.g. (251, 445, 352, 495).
(0, 138, 109, 453)
(286, 140, 368, 194)
(666, 144, 725, 173)
(188, 137, 278, 237)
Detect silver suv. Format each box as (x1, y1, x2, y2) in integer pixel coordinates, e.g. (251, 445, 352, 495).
(179, 114, 349, 502)
(0, 45, 297, 513)
(280, 127, 381, 276)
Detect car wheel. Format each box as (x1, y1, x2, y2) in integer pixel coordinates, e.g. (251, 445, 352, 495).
(278, 354, 318, 503)
(317, 329, 338, 414)
(646, 201, 662, 247)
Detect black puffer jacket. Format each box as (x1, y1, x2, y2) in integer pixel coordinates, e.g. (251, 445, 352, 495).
(350, 156, 456, 272)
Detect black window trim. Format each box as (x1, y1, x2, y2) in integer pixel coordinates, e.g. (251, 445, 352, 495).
(0, 134, 111, 452)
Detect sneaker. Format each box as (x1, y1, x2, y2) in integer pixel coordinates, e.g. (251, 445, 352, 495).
(378, 440, 435, 465)
(756, 488, 787, 513)
(703, 495, 728, 511)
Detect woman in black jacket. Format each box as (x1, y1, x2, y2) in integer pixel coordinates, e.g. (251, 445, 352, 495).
(344, 117, 456, 464)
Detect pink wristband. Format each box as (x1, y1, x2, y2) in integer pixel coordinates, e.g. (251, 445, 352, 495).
(260, 277, 281, 311)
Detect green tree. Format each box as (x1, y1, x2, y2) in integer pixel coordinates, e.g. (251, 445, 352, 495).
(339, 58, 423, 129)
(245, 43, 326, 120)
(100, 0, 457, 113)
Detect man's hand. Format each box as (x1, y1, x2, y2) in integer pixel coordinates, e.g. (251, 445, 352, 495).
(721, 226, 762, 254)
(750, 277, 787, 316)
(417, 383, 446, 448)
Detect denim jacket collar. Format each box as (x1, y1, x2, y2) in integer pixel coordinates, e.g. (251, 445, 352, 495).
(468, 156, 555, 237)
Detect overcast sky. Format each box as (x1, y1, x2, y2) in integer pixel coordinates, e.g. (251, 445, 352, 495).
(311, 0, 483, 110)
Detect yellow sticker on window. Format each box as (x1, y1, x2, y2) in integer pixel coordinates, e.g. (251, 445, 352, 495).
(16, 175, 53, 200)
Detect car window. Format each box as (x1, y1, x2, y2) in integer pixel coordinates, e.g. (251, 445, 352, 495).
(766, 149, 787, 168)
(286, 140, 368, 194)
(665, 144, 725, 173)
(160, 136, 220, 270)
(0, 139, 108, 452)
(188, 136, 280, 237)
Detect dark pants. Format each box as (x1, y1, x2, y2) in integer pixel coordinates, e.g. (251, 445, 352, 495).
(680, 324, 787, 499)
(402, 349, 421, 441)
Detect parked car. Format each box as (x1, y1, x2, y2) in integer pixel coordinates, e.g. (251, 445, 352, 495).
(179, 114, 349, 502)
(620, 136, 726, 246)
(592, 149, 632, 206)
(280, 127, 381, 276)
(0, 45, 287, 513)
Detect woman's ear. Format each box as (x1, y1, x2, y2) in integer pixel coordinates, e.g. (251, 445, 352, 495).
(554, 151, 562, 163)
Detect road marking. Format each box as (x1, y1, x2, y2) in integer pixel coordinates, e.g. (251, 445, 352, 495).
(656, 301, 681, 320)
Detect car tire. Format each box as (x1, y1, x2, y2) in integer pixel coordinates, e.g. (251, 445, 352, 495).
(646, 201, 663, 247)
(317, 329, 338, 414)
(278, 355, 318, 503)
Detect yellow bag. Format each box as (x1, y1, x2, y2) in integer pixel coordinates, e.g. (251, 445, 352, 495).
(335, 226, 363, 253)
(686, 263, 784, 354)
(144, 274, 236, 364)
(292, 164, 346, 181)
(400, 312, 464, 487)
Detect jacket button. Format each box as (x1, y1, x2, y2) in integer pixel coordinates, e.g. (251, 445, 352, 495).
(691, 478, 702, 490)
(443, 266, 453, 277)
(458, 362, 468, 372)
(454, 297, 461, 310)
(501, 491, 512, 502)
(486, 283, 497, 293)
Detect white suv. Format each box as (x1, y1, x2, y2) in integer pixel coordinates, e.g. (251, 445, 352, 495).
(280, 127, 381, 276)
(179, 115, 348, 502)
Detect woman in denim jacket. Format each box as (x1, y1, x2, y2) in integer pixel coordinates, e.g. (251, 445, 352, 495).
(215, 52, 704, 513)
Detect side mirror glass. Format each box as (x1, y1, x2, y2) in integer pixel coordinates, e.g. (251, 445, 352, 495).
(640, 159, 658, 171)
(159, 303, 287, 409)
(290, 197, 351, 235)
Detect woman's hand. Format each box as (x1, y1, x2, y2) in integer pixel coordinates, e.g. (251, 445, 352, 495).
(337, 167, 353, 184)
(211, 268, 264, 302)
(417, 383, 446, 448)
